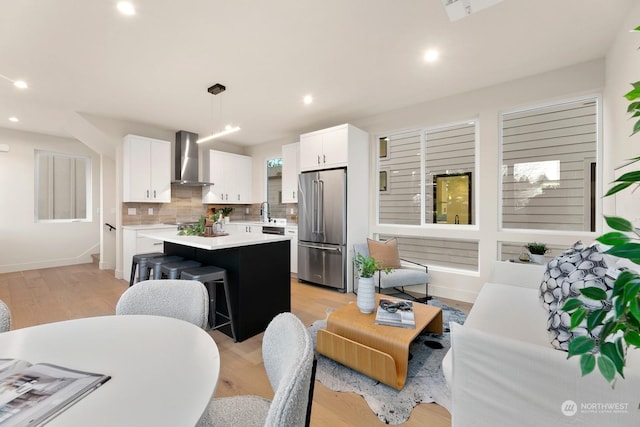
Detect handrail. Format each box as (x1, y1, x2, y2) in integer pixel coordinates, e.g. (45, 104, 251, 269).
(105, 223, 116, 231)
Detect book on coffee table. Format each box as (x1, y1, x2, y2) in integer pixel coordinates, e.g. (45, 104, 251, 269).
(374, 299, 416, 328)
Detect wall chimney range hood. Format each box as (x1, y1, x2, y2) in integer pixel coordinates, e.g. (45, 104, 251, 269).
(172, 130, 214, 186)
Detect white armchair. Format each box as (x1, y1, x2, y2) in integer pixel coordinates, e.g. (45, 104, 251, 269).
(354, 238, 431, 303)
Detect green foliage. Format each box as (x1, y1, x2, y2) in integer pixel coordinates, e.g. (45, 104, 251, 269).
(563, 27, 640, 386)
(221, 207, 234, 216)
(353, 253, 391, 278)
(526, 242, 548, 255)
(178, 216, 206, 235)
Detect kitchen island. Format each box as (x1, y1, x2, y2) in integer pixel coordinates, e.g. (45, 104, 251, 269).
(138, 229, 291, 342)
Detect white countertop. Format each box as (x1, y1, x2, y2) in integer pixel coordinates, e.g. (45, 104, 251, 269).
(138, 229, 290, 250)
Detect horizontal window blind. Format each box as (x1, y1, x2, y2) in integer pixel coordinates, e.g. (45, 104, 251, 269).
(379, 234, 478, 271)
(425, 123, 475, 224)
(501, 99, 597, 231)
(378, 131, 421, 225)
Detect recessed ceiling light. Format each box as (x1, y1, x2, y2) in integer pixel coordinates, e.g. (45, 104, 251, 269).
(13, 80, 28, 89)
(424, 49, 440, 63)
(9, 117, 19, 122)
(303, 95, 313, 105)
(117, 1, 135, 16)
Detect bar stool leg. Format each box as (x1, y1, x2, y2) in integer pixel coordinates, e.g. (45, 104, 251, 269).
(220, 271, 237, 342)
(129, 260, 138, 287)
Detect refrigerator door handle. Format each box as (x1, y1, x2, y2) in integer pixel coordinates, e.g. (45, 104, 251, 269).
(318, 179, 324, 235)
(312, 178, 318, 234)
(298, 242, 342, 253)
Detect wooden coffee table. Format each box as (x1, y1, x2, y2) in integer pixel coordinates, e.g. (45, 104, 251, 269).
(316, 295, 443, 390)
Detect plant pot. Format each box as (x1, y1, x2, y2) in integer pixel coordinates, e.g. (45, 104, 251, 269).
(357, 277, 376, 314)
(224, 216, 230, 224)
(529, 254, 546, 265)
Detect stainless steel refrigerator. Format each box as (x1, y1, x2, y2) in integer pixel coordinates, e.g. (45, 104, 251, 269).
(297, 168, 347, 291)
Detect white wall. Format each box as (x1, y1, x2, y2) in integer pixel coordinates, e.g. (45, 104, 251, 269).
(605, 5, 640, 223)
(352, 59, 607, 303)
(0, 128, 100, 273)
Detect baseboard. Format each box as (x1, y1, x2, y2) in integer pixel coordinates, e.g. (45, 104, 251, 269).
(0, 258, 92, 274)
(99, 261, 115, 270)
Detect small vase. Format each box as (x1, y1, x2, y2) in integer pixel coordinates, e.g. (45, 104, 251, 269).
(529, 254, 546, 265)
(357, 277, 376, 314)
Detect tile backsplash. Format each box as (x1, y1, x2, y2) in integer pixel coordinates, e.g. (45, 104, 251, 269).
(122, 185, 298, 226)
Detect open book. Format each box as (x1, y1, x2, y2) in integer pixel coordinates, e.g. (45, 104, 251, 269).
(0, 359, 110, 426)
(374, 299, 416, 328)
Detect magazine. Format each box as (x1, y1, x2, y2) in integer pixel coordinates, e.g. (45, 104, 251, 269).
(0, 359, 110, 427)
(374, 299, 416, 328)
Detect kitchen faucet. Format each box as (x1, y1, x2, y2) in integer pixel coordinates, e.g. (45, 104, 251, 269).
(260, 201, 270, 222)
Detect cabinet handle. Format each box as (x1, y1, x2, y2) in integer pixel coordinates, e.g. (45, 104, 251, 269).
(293, 191, 296, 199)
(153, 242, 163, 246)
(220, 193, 224, 200)
(153, 190, 156, 198)
(225, 194, 228, 201)
(146, 190, 150, 198)
(237, 194, 240, 201)
(323, 154, 326, 164)
(317, 155, 320, 165)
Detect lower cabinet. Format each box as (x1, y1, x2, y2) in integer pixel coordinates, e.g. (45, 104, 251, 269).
(122, 225, 177, 281)
(286, 226, 298, 274)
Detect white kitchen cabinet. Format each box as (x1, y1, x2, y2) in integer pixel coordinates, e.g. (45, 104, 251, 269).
(286, 226, 298, 274)
(122, 225, 176, 281)
(123, 135, 171, 203)
(299, 124, 349, 171)
(281, 142, 300, 203)
(202, 150, 253, 204)
(223, 223, 262, 234)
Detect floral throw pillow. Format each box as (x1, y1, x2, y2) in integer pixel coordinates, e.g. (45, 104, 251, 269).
(539, 241, 614, 351)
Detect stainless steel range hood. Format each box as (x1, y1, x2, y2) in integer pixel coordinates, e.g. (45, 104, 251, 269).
(172, 130, 214, 186)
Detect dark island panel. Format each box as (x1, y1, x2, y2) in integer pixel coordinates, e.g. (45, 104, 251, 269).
(164, 240, 291, 342)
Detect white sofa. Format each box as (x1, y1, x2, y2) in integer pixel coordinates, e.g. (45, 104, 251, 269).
(442, 261, 640, 427)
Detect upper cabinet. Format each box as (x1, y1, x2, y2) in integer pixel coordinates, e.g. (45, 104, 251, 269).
(281, 142, 299, 203)
(299, 124, 353, 171)
(202, 150, 253, 204)
(123, 134, 171, 203)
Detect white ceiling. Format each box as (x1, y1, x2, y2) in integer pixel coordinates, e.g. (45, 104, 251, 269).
(0, 0, 635, 147)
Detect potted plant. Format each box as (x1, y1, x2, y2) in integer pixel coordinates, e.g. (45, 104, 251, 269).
(354, 253, 390, 314)
(525, 242, 548, 264)
(221, 207, 234, 223)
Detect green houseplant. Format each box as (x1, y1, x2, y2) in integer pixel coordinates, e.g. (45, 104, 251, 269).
(526, 242, 548, 255)
(353, 253, 391, 314)
(562, 25, 640, 386)
(221, 206, 233, 218)
(525, 242, 549, 264)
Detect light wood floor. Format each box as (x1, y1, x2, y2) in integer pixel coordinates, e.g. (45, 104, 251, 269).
(0, 262, 472, 427)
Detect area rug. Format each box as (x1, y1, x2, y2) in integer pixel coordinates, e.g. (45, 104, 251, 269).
(308, 299, 466, 425)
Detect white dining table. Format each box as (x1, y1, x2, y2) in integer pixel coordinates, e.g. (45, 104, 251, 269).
(0, 315, 220, 426)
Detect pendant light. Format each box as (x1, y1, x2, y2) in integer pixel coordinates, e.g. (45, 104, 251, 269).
(197, 83, 241, 144)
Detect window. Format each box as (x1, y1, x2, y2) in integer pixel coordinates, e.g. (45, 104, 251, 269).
(35, 150, 91, 221)
(378, 234, 478, 271)
(377, 121, 476, 226)
(500, 97, 598, 231)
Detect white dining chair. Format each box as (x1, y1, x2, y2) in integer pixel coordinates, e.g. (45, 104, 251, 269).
(115, 279, 209, 329)
(0, 299, 11, 332)
(197, 312, 316, 427)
